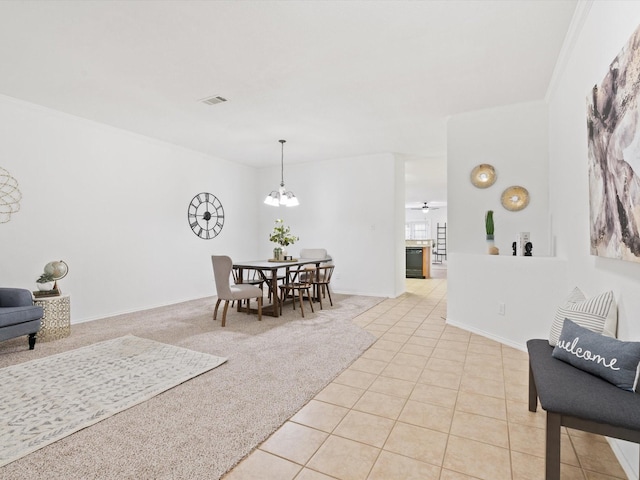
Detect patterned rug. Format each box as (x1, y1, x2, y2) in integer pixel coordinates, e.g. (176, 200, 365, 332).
(0, 335, 227, 467)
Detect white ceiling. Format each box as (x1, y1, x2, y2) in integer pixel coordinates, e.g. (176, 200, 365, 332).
(0, 0, 577, 207)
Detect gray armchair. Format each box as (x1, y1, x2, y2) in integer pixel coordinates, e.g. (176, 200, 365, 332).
(0, 288, 44, 350)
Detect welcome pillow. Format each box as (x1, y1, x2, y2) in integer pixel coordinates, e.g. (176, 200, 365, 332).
(548, 287, 617, 346)
(552, 319, 640, 392)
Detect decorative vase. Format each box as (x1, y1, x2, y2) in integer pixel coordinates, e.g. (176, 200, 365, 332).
(37, 281, 54, 291)
(273, 247, 282, 261)
(280, 246, 287, 259)
(486, 235, 499, 255)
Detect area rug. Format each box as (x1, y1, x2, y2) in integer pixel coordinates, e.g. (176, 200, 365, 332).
(0, 335, 227, 467)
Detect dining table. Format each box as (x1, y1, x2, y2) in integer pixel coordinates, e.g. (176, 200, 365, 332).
(233, 257, 332, 317)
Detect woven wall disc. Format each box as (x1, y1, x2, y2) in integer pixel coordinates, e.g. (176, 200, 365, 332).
(470, 164, 497, 188)
(501, 185, 530, 211)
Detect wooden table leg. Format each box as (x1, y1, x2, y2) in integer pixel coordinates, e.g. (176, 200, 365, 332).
(270, 268, 279, 318)
(236, 267, 244, 312)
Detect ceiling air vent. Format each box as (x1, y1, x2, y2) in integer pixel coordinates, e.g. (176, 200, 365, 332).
(200, 95, 227, 106)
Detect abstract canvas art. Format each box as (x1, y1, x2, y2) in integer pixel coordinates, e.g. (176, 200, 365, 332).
(587, 24, 640, 263)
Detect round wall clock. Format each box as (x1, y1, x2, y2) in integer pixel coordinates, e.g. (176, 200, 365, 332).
(187, 192, 224, 239)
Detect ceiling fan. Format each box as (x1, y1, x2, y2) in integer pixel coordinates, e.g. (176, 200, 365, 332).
(410, 202, 440, 213)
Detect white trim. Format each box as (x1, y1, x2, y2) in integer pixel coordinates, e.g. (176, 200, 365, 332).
(445, 317, 527, 353)
(607, 436, 637, 480)
(545, 0, 594, 103)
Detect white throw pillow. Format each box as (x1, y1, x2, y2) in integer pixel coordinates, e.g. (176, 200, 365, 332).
(548, 287, 617, 346)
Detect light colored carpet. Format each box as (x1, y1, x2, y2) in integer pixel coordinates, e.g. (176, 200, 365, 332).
(0, 293, 381, 479)
(0, 335, 227, 467)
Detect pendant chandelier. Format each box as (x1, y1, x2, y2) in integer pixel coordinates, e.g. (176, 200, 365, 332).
(264, 139, 299, 207)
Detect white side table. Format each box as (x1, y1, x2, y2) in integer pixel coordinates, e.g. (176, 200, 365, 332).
(34, 294, 71, 342)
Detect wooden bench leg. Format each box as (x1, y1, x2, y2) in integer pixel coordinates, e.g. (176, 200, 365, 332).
(529, 362, 538, 412)
(546, 412, 561, 480)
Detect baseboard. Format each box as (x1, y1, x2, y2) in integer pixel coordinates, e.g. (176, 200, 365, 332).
(444, 317, 527, 353)
(607, 437, 637, 480)
(72, 295, 213, 325)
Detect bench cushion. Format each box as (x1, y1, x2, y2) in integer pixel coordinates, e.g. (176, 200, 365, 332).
(528, 339, 640, 431)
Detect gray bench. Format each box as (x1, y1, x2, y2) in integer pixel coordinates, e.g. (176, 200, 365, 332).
(527, 339, 640, 479)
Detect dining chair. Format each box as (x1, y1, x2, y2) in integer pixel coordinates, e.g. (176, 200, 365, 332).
(311, 264, 334, 309)
(297, 248, 331, 282)
(231, 267, 264, 308)
(211, 255, 263, 327)
(264, 272, 287, 301)
(299, 248, 329, 260)
(278, 269, 315, 318)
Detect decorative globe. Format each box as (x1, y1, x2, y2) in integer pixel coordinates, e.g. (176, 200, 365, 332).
(44, 260, 69, 280)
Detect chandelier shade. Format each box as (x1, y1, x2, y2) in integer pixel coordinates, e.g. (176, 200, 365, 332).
(264, 139, 298, 207)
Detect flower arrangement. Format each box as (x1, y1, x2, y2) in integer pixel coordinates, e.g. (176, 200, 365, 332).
(36, 272, 56, 292)
(36, 273, 55, 284)
(269, 219, 299, 247)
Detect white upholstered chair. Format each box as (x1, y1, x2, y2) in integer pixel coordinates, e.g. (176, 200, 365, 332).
(297, 248, 331, 282)
(231, 267, 264, 307)
(299, 248, 330, 261)
(211, 255, 262, 327)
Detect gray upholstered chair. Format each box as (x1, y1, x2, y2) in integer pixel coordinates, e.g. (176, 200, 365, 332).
(211, 255, 263, 327)
(0, 288, 44, 350)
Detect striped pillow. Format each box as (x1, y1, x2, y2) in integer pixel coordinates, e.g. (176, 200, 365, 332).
(548, 287, 617, 346)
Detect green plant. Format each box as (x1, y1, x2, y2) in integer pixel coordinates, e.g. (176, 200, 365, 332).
(485, 210, 494, 237)
(269, 219, 299, 247)
(37, 272, 55, 283)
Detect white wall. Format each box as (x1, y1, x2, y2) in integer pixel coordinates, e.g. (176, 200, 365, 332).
(448, 253, 567, 348)
(446, 101, 560, 348)
(548, 2, 640, 476)
(393, 157, 407, 294)
(447, 3, 640, 475)
(0, 93, 405, 324)
(548, 0, 640, 340)
(256, 153, 405, 298)
(0, 95, 259, 322)
(448, 101, 551, 256)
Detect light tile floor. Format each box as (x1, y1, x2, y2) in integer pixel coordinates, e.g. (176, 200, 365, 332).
(223, 276, 628, 480)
